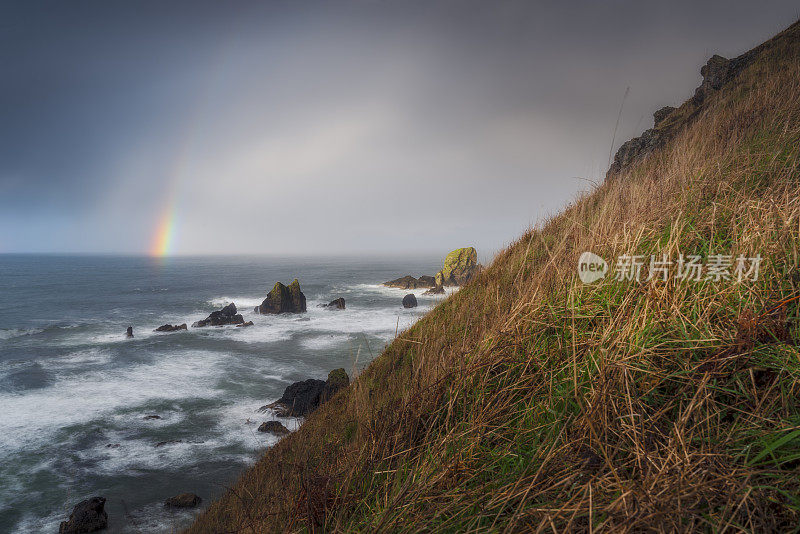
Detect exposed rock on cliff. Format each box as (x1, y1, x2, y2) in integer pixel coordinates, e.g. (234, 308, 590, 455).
(192, 303, 244, 327)
(256, 279, 307, 314)
(606, 36, 777, 180)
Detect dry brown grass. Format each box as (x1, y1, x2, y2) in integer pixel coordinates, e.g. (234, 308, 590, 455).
(187, 21, 800, 533)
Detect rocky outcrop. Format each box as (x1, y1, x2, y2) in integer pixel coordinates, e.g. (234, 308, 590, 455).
(402, 294, 418, 308)
(192, 303, 244, 327)
(424, 284, 445, 295)
(256, 279, 306, 314)
(324, 297, 346, 309)
(384, 275, 436, 289)
(435, 247, 478, 286)
(606, 33, 779, 180)
(164, 493, 202, 508)
(258, 421, 290, 435)
(59, 497, 108, 533)
(125, 326, 133, 338)
(155, 323, 187, 332)
(263, 368, 350, 417)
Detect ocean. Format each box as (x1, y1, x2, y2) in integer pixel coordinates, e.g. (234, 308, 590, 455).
(0, 254, 448, 533)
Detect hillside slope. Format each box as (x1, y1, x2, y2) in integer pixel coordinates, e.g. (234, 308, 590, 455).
(189, 21, 800, 533)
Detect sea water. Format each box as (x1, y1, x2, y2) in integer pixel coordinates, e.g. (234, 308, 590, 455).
(0, 254, 448, 532)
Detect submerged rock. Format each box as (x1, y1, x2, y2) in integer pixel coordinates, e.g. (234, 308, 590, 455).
(402, 293, 418, 308)
(164, 493, 202, 508)
(59, 496, 108, 534)
(192, 303, 244, 328)
(236, 321, 254, 327)
(155, 323, 187, 332)
(257, 421, 290, 435)
(256, 279, 307, 314)
(143, 414, 161, 420)
(384, 275, 436, 289)
(264, 368, 350, 417)
(435, 247, 478, 286)
(125, 326, 133, 338)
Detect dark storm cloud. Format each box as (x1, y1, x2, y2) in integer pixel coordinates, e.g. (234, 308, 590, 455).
(0, 1, 798, 254)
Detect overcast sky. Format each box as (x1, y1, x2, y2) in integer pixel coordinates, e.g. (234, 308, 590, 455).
(1, 1, 798, 256)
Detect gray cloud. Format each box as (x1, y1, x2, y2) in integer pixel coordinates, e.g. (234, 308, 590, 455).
(1, 1, 798, 255)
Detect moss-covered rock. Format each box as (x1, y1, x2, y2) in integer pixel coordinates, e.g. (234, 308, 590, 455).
(256, 279, 307, 314)
(435, 247, 478, 286)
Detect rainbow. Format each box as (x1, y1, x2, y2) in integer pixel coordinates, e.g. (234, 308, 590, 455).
(150, 206, 177, 257)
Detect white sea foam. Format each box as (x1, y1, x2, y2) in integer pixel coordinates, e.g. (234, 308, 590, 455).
(0, 350, 230, 461)
(208, 295, 264, 309)
(0, 327, 45, 341)
(300, 334, 353, 350)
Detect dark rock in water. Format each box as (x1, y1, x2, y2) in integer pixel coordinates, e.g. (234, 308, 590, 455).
(105, 443, 120, 449)
(154, 439, 183, 448)
(192, 302, 244, 327)
(236, 321, 254, 328)
(325, 297, 346, 309)
(384, 275, 435, 289)
(59, 496, 108, 534)
(257, 420, 290, 434)
(143, 414, 161, 420)
(264, 368, 350, 417)
(125, 326, 133, 338)
(418, 275, 436, 287)
(402, 294, 417, 308)
(155, 323, 187, 332)
(257, 279, 307, 314)
(435, 248, 478, 286)
(164, 493, 202, 508)
(269, 379, 326, 417)
(424, 284, 445, 295)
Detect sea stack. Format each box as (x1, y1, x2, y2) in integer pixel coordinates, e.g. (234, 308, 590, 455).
(256, 279, 307, 314)
(434, 247, 478, 286)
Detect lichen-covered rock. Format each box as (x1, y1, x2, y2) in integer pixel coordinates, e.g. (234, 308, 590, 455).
(192, 303, 244, 327)
(256, 279, 306, 314)
(435, 247, 478, 286)
(402, 293, 418, 308)
(59, 497, 108, 533)
(164, 493, 202, 508)
(323, 368, 349, 401)
(384, 275, 435, 289)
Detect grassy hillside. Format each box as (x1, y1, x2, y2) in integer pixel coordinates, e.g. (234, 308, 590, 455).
(189, 21, 800, 533)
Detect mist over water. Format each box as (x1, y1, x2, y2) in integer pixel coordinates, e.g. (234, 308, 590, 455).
(0, 254, 449, 533)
